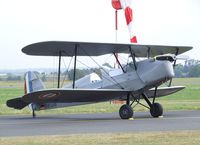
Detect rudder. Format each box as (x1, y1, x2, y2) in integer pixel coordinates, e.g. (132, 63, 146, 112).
(24, 71, 46, 94)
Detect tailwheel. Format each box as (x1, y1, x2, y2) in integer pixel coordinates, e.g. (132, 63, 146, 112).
(150, 103, 163, 118)
(119, 104, 133, 119)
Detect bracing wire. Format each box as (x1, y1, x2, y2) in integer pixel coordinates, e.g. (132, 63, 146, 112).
(50, 46, 127, 89)
(52, 56, 56, 88)
(72, 57, 120, 88)
(61, 56, 73, 87)
(79, 46, 125, 89)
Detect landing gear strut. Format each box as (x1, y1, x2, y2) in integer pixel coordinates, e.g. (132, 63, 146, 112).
(142, 93, 163, 118)
(119, 91, 163, 119)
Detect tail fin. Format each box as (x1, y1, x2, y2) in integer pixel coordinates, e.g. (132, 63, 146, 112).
(24, 71, 46, 94)
(7, 71, 45, 110)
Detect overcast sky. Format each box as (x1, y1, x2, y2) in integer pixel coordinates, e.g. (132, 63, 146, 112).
(0, 0, 199, 70)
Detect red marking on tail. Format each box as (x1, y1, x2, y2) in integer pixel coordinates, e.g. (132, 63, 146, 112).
(24, 81, 27, 95)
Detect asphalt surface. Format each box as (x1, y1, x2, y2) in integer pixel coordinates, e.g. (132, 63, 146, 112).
(0, 110, 200, 137)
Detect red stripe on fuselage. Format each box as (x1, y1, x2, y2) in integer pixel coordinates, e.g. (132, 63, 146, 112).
(24, 81, 27, 95)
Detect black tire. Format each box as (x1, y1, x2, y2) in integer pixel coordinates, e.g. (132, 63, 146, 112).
(150, 103, 163, 118)
(119, 104, 133, 119)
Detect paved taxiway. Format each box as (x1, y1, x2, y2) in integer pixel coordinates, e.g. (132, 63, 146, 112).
(0, 110, 200, 137)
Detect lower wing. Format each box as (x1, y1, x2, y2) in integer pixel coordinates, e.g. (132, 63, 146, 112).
(145, 86, 185, 98)
(7, 89, 129, 110)
(7, 86, 184, 109)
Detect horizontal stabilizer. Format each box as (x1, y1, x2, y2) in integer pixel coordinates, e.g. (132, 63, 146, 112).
(7, 97, 29, 110)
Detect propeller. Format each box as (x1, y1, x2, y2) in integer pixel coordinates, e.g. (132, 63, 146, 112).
(154, 54, 190, 87)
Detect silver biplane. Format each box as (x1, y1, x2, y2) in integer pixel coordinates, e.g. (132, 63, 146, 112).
(7, 41, 192, 119)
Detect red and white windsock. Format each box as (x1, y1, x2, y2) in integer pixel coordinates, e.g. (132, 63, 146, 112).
(112, 0, 137, 43)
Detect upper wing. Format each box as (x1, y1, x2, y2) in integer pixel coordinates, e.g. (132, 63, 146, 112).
(22, 41, 192, 57)
(22, 89, 129, 104)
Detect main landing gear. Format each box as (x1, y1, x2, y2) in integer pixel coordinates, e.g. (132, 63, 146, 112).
(119, 91, 163, 119)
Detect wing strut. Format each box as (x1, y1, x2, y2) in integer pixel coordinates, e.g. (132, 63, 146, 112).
(57, 51, 62, 88)
(72, 44, 78, 89)
(129, 47, 137, 70)
(147, 47, 151, 59)
(113, 53, 126, 73)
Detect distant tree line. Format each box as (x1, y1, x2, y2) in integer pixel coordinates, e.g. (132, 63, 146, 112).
(52, 59, 200, 80)
(6, 73, 22, 81)
(175, 59, 200, 77)
(1, 59, 200, 81)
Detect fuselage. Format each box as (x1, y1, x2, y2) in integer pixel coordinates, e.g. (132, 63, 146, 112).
(38, 59, 174, 110)
(65, 59, 174, 91)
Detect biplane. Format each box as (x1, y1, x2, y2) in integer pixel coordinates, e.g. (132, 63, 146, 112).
(7, 41, 192, 119)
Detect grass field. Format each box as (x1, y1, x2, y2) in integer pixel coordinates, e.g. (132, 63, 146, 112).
(0, 78, 200, 115)
(1, 131, 200, 145)
(0, 78, 200, 145)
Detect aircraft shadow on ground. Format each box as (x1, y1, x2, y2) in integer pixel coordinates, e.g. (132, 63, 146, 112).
(1, 112, 158, 122)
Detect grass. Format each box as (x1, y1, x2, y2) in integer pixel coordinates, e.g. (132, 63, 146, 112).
(0, 79, 200, 145)
(0, 78, 200, 115)
(0, 131, 200, 145)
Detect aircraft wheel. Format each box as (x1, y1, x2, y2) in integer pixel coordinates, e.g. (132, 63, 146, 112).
(119, 104, 133, 119)
(150, 103, 163, 118)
